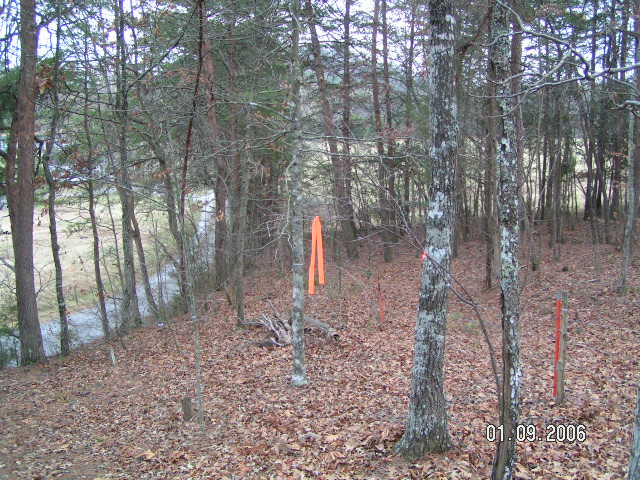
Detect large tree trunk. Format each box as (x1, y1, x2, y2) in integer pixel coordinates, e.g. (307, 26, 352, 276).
(289, 0, 308, 387)
(395, 0, 457, 459)
(4, 0, 46, 365)
(491, 1, 522, 478)
(305, 0, 358, 259)
(201, 20, 229, 289)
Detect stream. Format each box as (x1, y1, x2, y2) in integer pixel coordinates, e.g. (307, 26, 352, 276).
(1, 192, 216, 366)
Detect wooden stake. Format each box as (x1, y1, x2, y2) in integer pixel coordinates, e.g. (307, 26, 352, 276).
(555, 292, 568, 405)
(109, 347, 117, 367)
(181, 396, 193, 421)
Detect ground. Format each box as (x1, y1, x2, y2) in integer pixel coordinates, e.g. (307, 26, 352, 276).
(0, 228, 638, 479)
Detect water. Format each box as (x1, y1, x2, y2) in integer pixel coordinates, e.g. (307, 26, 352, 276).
(1, 192, 216, 366)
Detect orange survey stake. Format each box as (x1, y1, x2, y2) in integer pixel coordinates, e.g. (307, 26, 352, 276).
(308, 216, 325, 295)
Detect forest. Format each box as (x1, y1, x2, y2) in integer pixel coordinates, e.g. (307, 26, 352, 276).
(1, 0, 640, 478)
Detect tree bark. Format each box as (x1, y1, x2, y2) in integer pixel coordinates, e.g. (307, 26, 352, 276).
(402, 0, 416, 230)
(82, 35, 111, 340)
(491, 1, 522, 478)
(290, 0, 308, 387)
(201, 19, 229, 289)
(42, 12, 70, 355)
(130, 211, 159, 321)
(630, 383, 640, 480)
(484, 0, 497, 289)
(371, 0, 393, 262)
(115, 0, 141, 330)
(619, 5, 640, 294)
(5, 0, 46, 365)
(395, 0, 457, 459)
(341, 0, 359, 248)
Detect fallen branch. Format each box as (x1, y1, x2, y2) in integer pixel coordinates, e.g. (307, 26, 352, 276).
(247, 312, 339, 347)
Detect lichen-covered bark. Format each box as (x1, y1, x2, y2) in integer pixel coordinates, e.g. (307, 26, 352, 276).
(289, 0, 308, 387)
(630, 384, 640, 480)
(490, 1, 522, 479)
(395, 0, 456, 459)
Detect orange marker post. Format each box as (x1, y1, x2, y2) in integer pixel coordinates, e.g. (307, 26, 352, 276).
(553, 296, 562, 398)
(554, 292, 568, 404)
(308, 216, 325, 295)
(377, 273, 385, 327)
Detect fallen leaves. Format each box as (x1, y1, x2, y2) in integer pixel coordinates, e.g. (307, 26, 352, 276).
(0, 236, 637, 479)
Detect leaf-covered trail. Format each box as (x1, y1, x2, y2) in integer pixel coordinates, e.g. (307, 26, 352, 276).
(0, 234, 638, 479)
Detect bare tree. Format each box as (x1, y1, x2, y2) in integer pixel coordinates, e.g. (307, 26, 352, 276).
(289, 0, 308, 388)
(395, 0, 457, 459)
(41, 8, 70, 355)
(114, 0, 141, 330)
(491, 0, 522, 478)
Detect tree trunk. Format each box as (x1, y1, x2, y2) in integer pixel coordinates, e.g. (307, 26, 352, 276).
(4, 0, 46, 365)
(82, 36, 110, 340)
(289, 0, 308, 387)
(201, 20, 229, 289)
(382, 0, 397, 238)
(371, 0, 393, 262)
(42, 13, 70, 355)
(402, 1, 417, 230)
(484, 1, 497, 289)
(131, 211, 159, 321)
(491, 1, 522, 478)
(630, 383, 640, 480)
(305, 0, 358, 259)
(395, 0, 457, 459)
(137, 100, 187, 313)
(115, 0, 141, 330)
(341, 0, 359, 248)
(619, 6, 640, 294)
(234, 151, 250, 325)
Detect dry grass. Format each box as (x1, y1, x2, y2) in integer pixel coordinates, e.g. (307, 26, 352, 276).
(0, 190, 183, 324)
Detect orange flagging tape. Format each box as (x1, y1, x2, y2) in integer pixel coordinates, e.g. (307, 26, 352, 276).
(308, 216, 325, 295)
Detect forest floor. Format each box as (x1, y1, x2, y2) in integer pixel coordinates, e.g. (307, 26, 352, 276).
(0, 227, 638, 479)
